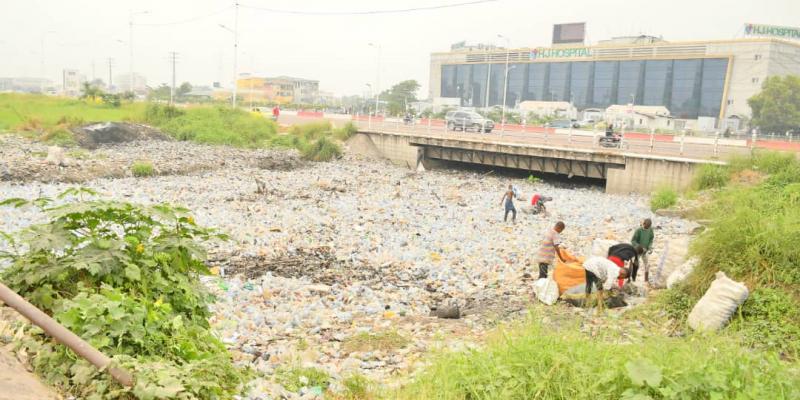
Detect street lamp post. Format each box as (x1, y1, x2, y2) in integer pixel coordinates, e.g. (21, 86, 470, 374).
(498, 34, 511, 133)
(129, 10, 150, 94)
(368, 43, 381, 116)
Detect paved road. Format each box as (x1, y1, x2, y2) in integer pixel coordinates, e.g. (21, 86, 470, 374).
(277, 114, 761, 161)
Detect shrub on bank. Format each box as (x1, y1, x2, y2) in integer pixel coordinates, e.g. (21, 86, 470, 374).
(397, 317, 799, 400)
(693, 163, 730, 190)
(649, 186, 678, 211)
(301, 136, 342, 162)
(143, 104, 277, 148)
(131, 160, 155, 177)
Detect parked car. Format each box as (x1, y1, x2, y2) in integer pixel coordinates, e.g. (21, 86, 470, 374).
(549, 119, 580, 129)
(445, 111, 495, 133)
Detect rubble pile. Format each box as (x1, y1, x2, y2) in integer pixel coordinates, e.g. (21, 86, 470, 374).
(0, 138, 698, 398)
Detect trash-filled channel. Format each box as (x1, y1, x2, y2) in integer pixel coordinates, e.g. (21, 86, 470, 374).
(0, 139, 700, 398)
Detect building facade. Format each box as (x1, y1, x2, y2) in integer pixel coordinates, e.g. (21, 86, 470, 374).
(62, 69, 85, 97)
(236, 75, 319, 104)
(430, 37, 800, 128)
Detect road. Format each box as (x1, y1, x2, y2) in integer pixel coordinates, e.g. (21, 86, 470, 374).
(277, 114, 754, 161)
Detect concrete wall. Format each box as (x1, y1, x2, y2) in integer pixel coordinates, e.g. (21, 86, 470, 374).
(606, 156, 701, 194)
(348, 133, 421, 168)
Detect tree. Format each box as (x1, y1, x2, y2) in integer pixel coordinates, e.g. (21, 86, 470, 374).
(748, 75, 800, 134)
(80, 82, 103, 101)
(379, 80, 420, 116)
(177, 82, 193, 97)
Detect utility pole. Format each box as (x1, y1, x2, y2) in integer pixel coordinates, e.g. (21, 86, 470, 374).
(169, 52, 178, 105)
(107, 58, 115, 92)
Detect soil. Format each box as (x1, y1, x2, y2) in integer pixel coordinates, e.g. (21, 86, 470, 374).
(71, 122, 170, 149)
(0, 346, 60, 400)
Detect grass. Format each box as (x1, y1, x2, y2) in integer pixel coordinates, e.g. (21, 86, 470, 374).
(337, 373, 378, 400)
(342, 330, 410, 354)
(274, 366, 331, 392)
(131, 161, 155, 177)
(692, 163, 730, 190)
(397, 316, 799, 400)
(301, 136, 342, 162)
(649, 186, 678, 211)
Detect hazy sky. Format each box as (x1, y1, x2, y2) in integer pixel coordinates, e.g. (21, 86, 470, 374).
(1, 0, 798, 97)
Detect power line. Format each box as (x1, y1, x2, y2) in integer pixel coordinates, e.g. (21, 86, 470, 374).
(134, 6, 233, 27)
(238, 0, 498, 16)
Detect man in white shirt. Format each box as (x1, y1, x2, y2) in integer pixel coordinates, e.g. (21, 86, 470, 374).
(583, 256, 629, 308)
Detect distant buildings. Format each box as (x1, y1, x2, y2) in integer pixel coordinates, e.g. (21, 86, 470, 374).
(0, 77, 54, 93)
(235, 75, 320, 104)
(62, 69, 85, 97)
(114, 73, 147, 94)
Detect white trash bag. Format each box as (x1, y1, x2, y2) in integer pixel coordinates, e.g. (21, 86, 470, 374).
(533, 278, 559, 306)
(687, 271, 749, 331)
(666, 257, 699, 288)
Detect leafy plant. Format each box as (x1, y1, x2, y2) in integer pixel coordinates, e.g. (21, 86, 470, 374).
(649, 186, 677, 211)
(339, 373, 376, 400)
(527, 174, 541, 184)
(275, 366, 331, 392)
(131, 161, 155, 177)
(301, 136, 342, 162)
(0, 190, 246, 399)
(693, 164, 729, 190)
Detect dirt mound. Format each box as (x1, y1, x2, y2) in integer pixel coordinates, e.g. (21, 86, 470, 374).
(72, 122, 171, 149)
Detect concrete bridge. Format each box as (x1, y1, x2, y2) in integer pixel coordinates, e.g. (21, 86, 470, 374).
(348, 128, 725, 194)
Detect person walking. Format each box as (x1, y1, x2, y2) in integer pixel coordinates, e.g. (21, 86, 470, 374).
(583, 255, 629, 309)
(536, 221, 566, 279)
(272, 105, 280, 121)
(631, 218, 655, 283)
(500, 184, 517, 223)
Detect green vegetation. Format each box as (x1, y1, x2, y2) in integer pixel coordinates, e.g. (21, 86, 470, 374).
(379, 80, 420, 116)
(748, 75, 800, 134)
(275, 366, 331, 393)
(339, 373, 377, 400)
(659, 150, 800, 358)
(692, 163, 730, 190)
(301, 136, 342, 162)
(398, 317, 799, 400)
(131, 161, 155, 177)
(343, 330, 409, 354)
(649, 186, 678, 211)
(0, 188, 247, 399)
(282, 121, 352, 161)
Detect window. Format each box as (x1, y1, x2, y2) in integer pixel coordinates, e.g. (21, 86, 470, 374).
(505, 64, 526, 107)
(699, 58, 728, 117)
(548, 63, 569, 101)
(617, 60, 643, 105)
(570, 62, 592, 109)
(754, 54, 762, 60)
(526, 63, 548, 101)
(642, 60, 672, 106)
(670, 59, 701, 118)
(593, 61, 617, 107)
(727, 99, 734, 105)
(752, 77, 760, 84)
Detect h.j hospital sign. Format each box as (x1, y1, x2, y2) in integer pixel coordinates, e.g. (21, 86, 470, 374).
(745, 23, 800, 40)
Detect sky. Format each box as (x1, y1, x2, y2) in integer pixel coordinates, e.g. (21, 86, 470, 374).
(1, 0, 798, 97)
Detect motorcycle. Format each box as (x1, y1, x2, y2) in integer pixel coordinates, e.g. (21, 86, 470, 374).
(403, 114, 413, 125)
(599, 133, 622, 148)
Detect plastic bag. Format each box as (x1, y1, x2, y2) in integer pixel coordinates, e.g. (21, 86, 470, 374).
(666, 257, 699, 288)
(533, 278, 559, 305)
(687, 271, 749, 331)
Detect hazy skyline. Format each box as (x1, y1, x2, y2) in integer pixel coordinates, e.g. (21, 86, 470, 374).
(1, 0, 798, 97)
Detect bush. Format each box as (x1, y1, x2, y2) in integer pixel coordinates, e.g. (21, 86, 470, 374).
(131, 161, 154, 177)
(398, 317, 799, 399)
(301, 136, 342, 162)
(731, 288, 800, 357)
(143, 105, 277, 148)
(693, 163, 730, 190)
(333, 122, 358, 141)
(650, 186, 678, 211)
(0, 190, 247, 398)
(289, 121, 333, 141)
(340, 373, 377, 399)
(275, 366, 330, 392)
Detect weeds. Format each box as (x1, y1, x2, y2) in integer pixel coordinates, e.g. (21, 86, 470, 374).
(338, 373, 377, 399)
(275, 366, 331, 392)
(143, 105, 277, 148)
(693, 163, 729, 190)
(301, 136, 342, 162)
(343, 330, 409, 354)
(649, 186, 677, 211)
(333, 122, 358, 141)
(131, 161, 155, 177)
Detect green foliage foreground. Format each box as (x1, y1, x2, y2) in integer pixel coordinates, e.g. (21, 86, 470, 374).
(649, 187, 677, 211)
(0, 188, 247, 399)
(398, 317, 799, 400)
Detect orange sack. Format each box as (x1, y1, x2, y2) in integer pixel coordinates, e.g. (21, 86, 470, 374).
(553, 248, 586, 295)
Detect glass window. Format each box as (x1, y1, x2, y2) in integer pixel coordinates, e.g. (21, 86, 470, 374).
(505, 63, 526, 107)
(548, 62, 569, 101)
(642, 60, 672, 106)
(525, 63, 548, 101)
(699, 58, 728, 118)
(570, 62, 592, 109)
(670, 59, 702, 118)
(470, 64, 488, 107)
(617, 60, 643, 105)
(441, 65, 457, 98)
(593, 61, 617, 108)
(488, 64, 505, 106)
(455, 64, 472, 107)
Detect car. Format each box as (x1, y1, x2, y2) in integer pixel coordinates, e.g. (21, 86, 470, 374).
(549, 119, 580, 129)
(445, 111, 495, 133)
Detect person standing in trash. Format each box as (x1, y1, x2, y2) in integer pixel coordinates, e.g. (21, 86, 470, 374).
(500, 184, 517, 223)
(583, 255, 629, 308)
(607, 242, 641, 285)
(631, 218, 655, 283)
(530, 194, 553, 216)
(535, 221, 566, 279)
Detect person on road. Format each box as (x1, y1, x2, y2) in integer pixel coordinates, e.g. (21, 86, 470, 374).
(631, 218, 655, 283)
(272, 105, 280, 121)
(605, 123, 614, 137)
(583, 255, 629, 308)
(500, 184, 517, 223)
(536, 221, 566, 279)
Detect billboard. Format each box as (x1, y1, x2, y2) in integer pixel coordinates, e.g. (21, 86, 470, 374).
(552, 22, 586, 45)
(744, 23, 800, 40)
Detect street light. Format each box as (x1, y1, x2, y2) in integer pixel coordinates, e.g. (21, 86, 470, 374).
(498, 34, 512, 131)
(368, 43, 381, 115)
(129, 10, 150, 94)
(219, 23, 239, 108)
(40, 31, 56, 94)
